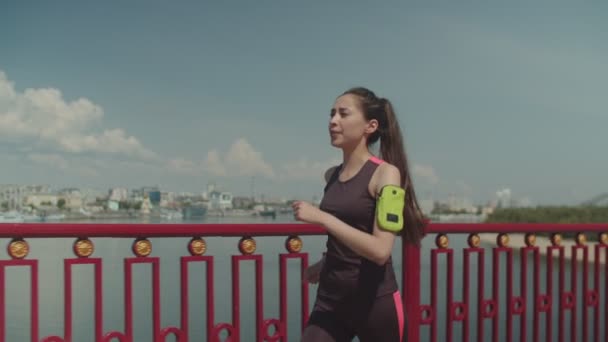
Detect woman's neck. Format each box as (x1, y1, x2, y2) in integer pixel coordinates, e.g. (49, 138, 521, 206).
(341, 141, 372, 172)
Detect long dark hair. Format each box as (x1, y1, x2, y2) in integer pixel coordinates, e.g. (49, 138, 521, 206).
(343, 87, 426, 245)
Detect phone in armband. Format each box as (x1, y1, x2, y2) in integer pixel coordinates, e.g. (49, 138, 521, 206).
(376, 185, 406, 232)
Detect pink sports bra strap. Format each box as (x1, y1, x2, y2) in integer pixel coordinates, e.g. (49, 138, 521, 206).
(369, 156, 384, 165)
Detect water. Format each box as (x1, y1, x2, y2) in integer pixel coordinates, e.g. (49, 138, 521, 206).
(1, 216, 606, 341)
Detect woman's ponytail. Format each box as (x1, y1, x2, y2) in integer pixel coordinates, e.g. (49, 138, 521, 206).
(379, 98, 425, 245)
(342, 87, 427, 245)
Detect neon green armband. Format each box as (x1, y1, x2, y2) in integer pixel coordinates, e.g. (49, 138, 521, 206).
(376, 185, 405, 232)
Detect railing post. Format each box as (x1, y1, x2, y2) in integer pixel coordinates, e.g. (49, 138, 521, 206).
(402, 237, 421, 342)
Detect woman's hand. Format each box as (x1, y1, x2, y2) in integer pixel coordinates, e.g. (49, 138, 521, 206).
(303, 259, 324, 284)
(292, 201, 327, 225)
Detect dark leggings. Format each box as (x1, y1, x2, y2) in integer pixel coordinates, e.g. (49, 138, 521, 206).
(301, 291, 406, 342)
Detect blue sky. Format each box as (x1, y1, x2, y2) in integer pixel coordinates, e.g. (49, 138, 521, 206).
(1, 1, 607, 205)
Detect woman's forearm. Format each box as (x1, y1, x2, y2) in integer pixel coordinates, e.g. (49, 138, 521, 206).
(319, 212, 393, 265)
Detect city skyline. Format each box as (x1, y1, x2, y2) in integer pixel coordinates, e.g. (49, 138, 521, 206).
(1, 2, 607, 206)
(0, 181, 532, 222)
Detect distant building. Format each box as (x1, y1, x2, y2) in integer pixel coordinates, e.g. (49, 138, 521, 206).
(233, 196, 254, 209)
(109, 188, 128, 202)
(59, 188, 80, 197)
(496, 188, 512, 208)
(130, 188, 144, 201)
(24, 194, 58, 207)
(58, 188, 83, 209)
(140, 195, 152, 214)
(141, 186, 161, 205)
(481, 206, 495, 216)
(261, 196, 286, 205)
(0, 184, 50, 210)
(203, 182, 217, 201)
(160, 192, 177, 208)
(107, 200, 120, 211)
(209, 191, 233, 211)
(62, 195, 83, 210)
(78, 188, 106, 205)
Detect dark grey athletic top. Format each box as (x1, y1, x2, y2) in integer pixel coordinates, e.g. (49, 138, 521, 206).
(315, 158, 398, 310)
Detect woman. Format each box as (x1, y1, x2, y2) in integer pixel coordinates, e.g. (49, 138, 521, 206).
(292, 87, 425, 342)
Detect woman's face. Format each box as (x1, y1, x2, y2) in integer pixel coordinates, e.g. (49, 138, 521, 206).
(329, 94, 377, 148)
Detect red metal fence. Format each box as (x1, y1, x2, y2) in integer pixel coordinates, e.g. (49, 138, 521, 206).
(0, 223, 607, 341)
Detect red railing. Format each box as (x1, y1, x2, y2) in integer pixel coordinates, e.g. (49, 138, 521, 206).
(0, 222, 607, 341)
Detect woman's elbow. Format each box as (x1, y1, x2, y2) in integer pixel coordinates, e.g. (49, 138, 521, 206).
(371, 250, 392, 266)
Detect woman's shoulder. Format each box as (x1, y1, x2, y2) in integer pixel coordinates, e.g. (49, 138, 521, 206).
(369, 157, 399, 178)
(371, 160, 401, 186)
(324, 165, 340, 182)
(367, 159, 400, 197)
(378, 162, 399, 177)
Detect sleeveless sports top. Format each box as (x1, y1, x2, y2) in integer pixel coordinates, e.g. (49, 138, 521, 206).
(316, 157, 398, 306)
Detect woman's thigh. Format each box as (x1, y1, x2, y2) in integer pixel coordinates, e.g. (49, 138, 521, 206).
(301, 310, 354, 342)
(357, 291, 406, 342)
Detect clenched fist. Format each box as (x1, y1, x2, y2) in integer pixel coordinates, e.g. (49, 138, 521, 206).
(292, 201, 326, 225)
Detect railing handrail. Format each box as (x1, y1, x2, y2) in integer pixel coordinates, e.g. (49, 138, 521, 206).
(424, 222, 608, 233)
(0, 221, 606, 341)
(0, 223, 325, 238)
(0, 222, 606, 238)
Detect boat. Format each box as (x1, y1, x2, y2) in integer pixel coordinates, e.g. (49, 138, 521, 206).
(181, 204, 208, 220)
(22, 213, 42, 222)
(161, 209, 183, 220)
(258, 209, 276, 218)
(0, 211, 25, 223)
(79, 207, 93, 217)
(254, 205, 277, 219)
(42, 213, 65, 221)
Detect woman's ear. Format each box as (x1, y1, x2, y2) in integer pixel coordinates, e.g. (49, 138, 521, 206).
(365, 119, 379, 134)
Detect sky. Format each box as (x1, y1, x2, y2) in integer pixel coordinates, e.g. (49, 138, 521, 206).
(1, 1, 607, 206)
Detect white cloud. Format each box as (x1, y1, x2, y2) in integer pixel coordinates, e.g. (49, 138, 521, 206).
(225, 138, 275, 177)
(0, 70, 157, 160)
(58, 129, 158, 160)
(413, 163, 439, 185)
(0, 72, 17, 104)
(203, 149, 227, 176)
(168, 138, 275, 179)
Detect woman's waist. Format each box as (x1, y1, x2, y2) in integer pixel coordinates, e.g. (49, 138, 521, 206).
(320, 254, 395, 284)
(324, 248, 394, 266)
(317, 264, 398, 299)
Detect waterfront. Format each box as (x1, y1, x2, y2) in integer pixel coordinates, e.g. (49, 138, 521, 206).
(1, 217, 606, 341)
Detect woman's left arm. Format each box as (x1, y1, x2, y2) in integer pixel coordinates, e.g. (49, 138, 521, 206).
(293, 164, 401, 265)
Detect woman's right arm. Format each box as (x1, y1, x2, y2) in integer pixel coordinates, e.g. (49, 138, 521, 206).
(303, 254, 325, 284)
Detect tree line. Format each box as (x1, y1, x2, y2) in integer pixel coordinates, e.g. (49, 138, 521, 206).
(485, 206, 608, 224)
(485, 206, 608, 241)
